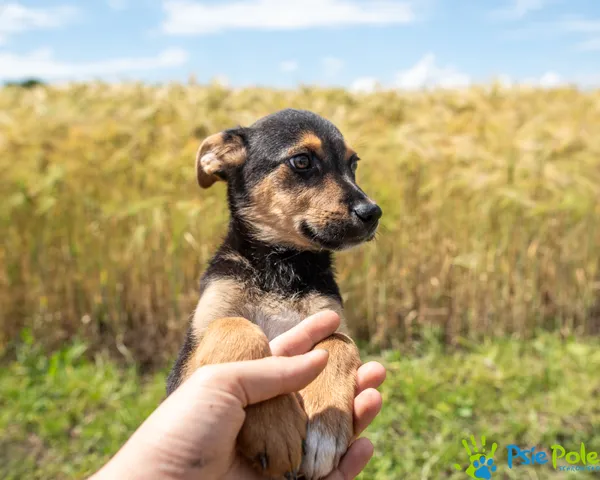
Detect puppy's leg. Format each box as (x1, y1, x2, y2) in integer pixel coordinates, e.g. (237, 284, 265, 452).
(299, 333, 361, 480)
(184, 317, 307, 479)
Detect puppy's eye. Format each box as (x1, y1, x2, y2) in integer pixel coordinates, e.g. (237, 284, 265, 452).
(350, 160, 358, 173)
(289, 154, 313, 171)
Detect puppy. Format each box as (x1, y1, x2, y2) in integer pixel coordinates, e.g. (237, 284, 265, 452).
(167, 109, 382, 479)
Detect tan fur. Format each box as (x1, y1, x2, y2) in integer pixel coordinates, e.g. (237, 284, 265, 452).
(300, 332, 360, 432)
(185, 278, 348, 375)
(192, 316, 270, 364)
(345, 145, 357, 161)
(182, 278, 355, 477)
(185, 316, 307, 477)
(242, 167, 348, 249)
(299, 333, 361, 477)
(239, 393, 307, 477)
(315, 177, 346, 217)
(242, 167, 315, 249)
(196, 132, 246, 188)
(300, 332, 360, 418)
(188, 277, 346, 347)
(289, 132, 325, 158)
(191, 279, 245, 333)
(184, 279, 245, 378)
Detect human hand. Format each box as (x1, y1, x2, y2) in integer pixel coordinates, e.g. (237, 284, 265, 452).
(92, 311, 386, 480)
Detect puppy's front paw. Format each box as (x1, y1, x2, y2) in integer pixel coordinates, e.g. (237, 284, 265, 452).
(300, 408, 353, 480)
(238, 393, 307, 479)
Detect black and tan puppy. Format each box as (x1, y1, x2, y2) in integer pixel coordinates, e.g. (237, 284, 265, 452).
(167, 109, 382, 480)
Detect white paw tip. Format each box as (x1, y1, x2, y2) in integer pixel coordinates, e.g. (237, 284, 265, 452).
(301, 423, 348, 479)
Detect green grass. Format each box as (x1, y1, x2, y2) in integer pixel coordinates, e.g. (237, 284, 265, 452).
(3, 333, 600, 479)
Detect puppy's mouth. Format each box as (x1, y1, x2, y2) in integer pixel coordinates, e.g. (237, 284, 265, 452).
(300, 220, 378, 251)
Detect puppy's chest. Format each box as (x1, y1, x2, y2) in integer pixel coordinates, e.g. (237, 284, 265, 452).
(241, 287, 345, 341)
(193, 277, 344, 341)
(240, 293, 306, 341)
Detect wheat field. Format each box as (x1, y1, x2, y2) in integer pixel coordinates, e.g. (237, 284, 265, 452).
(1, 82, 599, 366)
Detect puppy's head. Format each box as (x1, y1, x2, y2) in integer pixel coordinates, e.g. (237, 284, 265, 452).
(196, 109, 382, 251)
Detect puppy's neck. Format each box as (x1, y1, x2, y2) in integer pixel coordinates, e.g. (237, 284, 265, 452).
(214, 217, 340, 298)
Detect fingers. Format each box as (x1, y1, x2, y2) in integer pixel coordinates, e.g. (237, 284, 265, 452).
(353, 362, 385, 436)
(192, 350, 329, 406)
(270, 310, 341, 357)
(356, 361, 386, 394)
(353, 388, 382, 436)
(324, 438, 374, 480)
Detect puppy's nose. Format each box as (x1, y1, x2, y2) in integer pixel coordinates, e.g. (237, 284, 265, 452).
(352, 202, 382, 225)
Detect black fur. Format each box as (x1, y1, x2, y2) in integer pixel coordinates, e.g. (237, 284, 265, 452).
(207, 219, 341, 298)
(166, 323, 196, 394)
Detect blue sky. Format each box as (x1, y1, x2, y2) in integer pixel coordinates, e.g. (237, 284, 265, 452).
(1, 0, 599, 89)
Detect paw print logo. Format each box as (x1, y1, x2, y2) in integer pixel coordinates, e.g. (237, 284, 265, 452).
(472, 456, 497, 479)
(453, 435, 498, 479)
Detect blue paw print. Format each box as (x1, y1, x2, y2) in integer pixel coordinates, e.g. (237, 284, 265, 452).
(473, 455, 497, 479)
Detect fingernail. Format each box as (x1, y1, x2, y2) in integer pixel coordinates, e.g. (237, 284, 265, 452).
(256, 453, 268, 470)
(306, 349, 328, 360)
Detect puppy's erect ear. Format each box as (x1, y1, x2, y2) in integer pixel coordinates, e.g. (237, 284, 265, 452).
(195, 128, 247, 188)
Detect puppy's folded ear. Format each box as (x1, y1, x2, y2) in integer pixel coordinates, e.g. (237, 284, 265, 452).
(195, 128, 247, 188)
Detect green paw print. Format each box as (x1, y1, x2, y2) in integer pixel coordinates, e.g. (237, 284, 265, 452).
(454, 436, 498, 479)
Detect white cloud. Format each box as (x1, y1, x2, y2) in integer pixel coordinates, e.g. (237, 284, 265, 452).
(322, 56, 344, 78)
(537, 71, 563, 87)
(211, 74, 230, 87)
(107, 0, 128, 10)
(0, 47, 188, 81)
(490, 0, 549, 20)
(359, 67, 596, 91)
(280, 60, 298, 73)
(348, 55, 471, 92)
(494, 71, 569, 88)
(495, 74, 514, 87)
(0, 3, 78, 44)
(395, 53, 470, 90)
(349, 77, 379, 93)
(161, 0, 415, 35)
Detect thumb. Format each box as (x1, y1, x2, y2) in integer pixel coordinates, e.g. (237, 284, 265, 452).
(191, 349, 329, 406)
